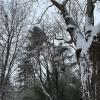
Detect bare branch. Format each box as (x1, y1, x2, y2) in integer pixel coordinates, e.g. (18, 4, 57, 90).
(50, 0, 80, 42)
(38, 5, 53, 23)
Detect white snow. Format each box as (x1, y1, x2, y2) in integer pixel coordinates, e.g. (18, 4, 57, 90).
(75, 23, 100, 55)
(85, 15, 94, 32)
(65, 15, 71, 19)
(67, 24, 76, 29)
(74, 28, 88, 54)
(92, 23, 100, 36)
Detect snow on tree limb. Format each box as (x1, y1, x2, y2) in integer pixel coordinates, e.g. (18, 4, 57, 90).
(85, 0, 95, 37)
(92, 23, 100, 36)
(50, 0, 83, 45)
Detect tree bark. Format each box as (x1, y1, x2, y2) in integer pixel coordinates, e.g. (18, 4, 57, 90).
(89, 40, 100, 100)
(49, 0, 100, 100)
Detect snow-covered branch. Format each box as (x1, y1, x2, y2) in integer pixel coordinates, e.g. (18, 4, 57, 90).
(50, 0, 82, 44)
(85, 0, 95, 40)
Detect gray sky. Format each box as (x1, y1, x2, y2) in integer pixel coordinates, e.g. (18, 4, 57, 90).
(33, 0, 100, 25)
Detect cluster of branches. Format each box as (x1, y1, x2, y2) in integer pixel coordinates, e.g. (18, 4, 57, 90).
(16, 24, 81, 100)
(0, 0, 33, 100)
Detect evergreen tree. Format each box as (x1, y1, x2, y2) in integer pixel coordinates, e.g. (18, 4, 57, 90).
(17, 26, 82, 100)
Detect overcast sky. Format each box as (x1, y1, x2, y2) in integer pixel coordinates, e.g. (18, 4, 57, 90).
(33, 0, 100, 25)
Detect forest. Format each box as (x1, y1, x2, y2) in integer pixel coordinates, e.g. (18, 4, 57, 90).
(0, 0, 100, 100)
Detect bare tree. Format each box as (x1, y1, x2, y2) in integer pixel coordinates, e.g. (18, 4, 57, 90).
(0, 0, 33, 100)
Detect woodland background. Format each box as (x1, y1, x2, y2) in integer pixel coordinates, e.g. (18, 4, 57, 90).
(0, 0, 100, 100)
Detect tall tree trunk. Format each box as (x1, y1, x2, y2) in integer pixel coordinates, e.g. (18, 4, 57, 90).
(89, 40, 100, 100)
(49, 0, 100, 100)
